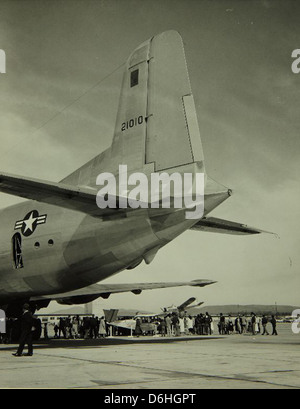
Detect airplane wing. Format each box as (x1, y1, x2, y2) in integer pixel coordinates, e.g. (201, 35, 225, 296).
(190, 217, 274, 235)
(0, 172, 134, 218)
(31, 279, 216, 305)
(177, 297, 196, 311)
(109, 319, 136, 330)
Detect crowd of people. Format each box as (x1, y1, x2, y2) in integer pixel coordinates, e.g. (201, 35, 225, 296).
(1, 311, 280, 345)
(0, 303, 280, 359)
(48, 316, 108, 339)
(24, 311, 279, 340)
(143, 312, 214, 337)
(134, 311, 278, 337)
(217, 313, 278, 336)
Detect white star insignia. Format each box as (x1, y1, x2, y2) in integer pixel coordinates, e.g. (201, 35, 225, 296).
(23, 212, 37, 233)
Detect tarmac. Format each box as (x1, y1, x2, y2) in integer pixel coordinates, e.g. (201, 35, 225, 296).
(0, 323, 299, 389)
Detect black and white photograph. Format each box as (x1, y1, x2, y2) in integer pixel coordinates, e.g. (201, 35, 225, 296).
(0, 0, 299, 391)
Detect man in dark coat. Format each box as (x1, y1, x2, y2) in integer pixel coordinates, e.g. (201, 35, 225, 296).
(135, 318, 143, 337)
(13, 304, 34, 357)
(271, 315, 278, 336)
(261, 315, 269, 335)
(89, 315, 98, 339)
(251, 312, 256, 335)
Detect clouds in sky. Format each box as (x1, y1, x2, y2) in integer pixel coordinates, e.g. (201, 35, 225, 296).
(0, 0, 299, 311)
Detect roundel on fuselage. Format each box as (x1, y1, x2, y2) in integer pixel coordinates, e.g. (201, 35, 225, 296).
(14, 210, 47, 237)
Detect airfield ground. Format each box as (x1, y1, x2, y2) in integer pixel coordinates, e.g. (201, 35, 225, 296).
(0, 323, 299, 389)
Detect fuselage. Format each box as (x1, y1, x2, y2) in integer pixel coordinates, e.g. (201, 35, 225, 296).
(0, 175, 230, 304)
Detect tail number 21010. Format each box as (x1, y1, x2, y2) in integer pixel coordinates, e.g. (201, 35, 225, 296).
(121, 116, 144, 132)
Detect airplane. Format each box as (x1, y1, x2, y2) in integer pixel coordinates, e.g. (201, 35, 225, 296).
(127, 297, 204, 319)
(0, 31, 270, 318)
(106, 298, 204, 333)
(161, 297, 204, 314)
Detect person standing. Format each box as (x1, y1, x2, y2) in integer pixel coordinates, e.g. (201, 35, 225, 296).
(256, 316, 261, 334)
(200, 314, 206, 335)
(13, 304, 34, 357)
(135, 318, 142, 337)
(54, 324, 59, 338)
(171, 313, 180, 336)
(179, 316, 185, 335)
(187, 315, 194, 334)
(241, 315, 247, 334)
(219, 313, 225, 335)
(58, 317, 66, 339)
(227, 315, 234, 335)
(160, 318, 166, 337)
(83, 316, 91, 339)
(235, 316, 241, 334)
(99, 316, 106, 338)
(65, 317, 72, 339)
(165, 314, 172, 337)
(251, 313, 257, 335)
(205, 313, 212, 335)
(89, 315, 98, 339)
(271, 315, 278, 336)
(72, 316, 79, 339)
(210, 316, 214, 335)
(261, 315, 269, 335)
(43, 322, 48, 340)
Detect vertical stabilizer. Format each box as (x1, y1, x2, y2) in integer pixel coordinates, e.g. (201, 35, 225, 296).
(111, 30, 205, 175)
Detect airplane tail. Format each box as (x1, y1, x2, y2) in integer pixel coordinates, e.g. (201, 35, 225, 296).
(0, 31, 267, 234)
(110, 30, 205, 175)
(62, 31, 205, 189)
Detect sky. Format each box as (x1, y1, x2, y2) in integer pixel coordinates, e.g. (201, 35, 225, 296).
(0, 0, 299, 313)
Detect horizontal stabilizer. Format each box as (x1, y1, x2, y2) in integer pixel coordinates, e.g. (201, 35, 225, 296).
(190, 217, 274, 235)
(0, 172, 133, 217)
(31, 279, 216, 304)
(187, 302, 204, 309)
